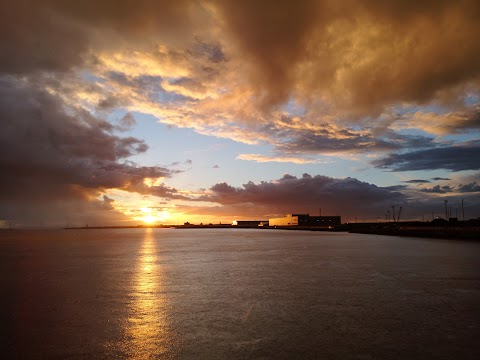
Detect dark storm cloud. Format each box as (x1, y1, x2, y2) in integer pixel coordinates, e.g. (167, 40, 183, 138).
(1, 0, 479, 113)
(277, 131, 393, 153)
(202, 173, 405, 218)
(217, 0, 480, 111)
(403, 180, 431, 184)
(215, 0, 320, 107)
(372, 142, 480, 172)
(49, 0, 194, 33)
(0, 77, 180, 225)
(201, 174, 480, 221)
(420, 185, 454, 194)
(419, 182, 480, 194)
(404, 179, 480, 195)
(267, 118, 436, 155)
(458, 182, 480, 193)
(0, 0, 196, 74)
(0, 1, 86, 74)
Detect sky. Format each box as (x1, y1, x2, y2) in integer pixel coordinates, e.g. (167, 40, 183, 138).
(1, 0, 479, 227)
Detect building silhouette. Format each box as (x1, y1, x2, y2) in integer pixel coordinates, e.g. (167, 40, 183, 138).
(269, 214, 341, 227)
(232, 220, 269, 227)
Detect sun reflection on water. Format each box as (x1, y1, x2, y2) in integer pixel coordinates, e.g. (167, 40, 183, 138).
(124, 228, 174, 358)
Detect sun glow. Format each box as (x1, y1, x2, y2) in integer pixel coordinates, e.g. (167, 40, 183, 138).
(142, 214, 158, 224)
(137, 207, 171, 224)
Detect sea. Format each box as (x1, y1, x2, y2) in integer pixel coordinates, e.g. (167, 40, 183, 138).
(1, 228, 479, 359)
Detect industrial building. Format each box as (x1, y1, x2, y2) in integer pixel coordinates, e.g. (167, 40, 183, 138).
(269, 214, 341, 227)
(232, 220, 269, 227)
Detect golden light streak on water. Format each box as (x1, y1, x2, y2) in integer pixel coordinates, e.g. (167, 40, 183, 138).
(123, 228, 174, 358)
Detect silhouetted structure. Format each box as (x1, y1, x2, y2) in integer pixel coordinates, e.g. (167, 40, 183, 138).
(269, 214, 341, 227)
(232, 220, 268, 227)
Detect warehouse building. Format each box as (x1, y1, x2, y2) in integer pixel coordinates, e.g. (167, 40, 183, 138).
(269, 214, 341, 227)
(232, 220, 269, 227)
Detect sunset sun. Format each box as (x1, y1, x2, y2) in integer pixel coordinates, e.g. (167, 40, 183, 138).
(141, 215, 157, 224)
(137, 207, 171, 224)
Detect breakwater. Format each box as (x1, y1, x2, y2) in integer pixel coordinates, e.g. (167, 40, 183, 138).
(350, 225, 479, 240)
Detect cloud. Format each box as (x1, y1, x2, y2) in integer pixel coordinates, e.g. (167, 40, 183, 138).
(458, 182, 480, 193)
(200, 173, 406, 219)
(431, 177, 451, 181)
(403, 180, 431, 184)
(127, 181, 188, 200)
(196, 173, 480, 221)
(0, 77, 178, 226)
(102, 195, 115, 210)
(257, 116, 438, 156)
(372, 142, 480, 172)
(4, 1, 480, 114)
(3, 0, 475, 163)
(236, 154, 324, 164)
(420, 185, 454, 194)
(1, 0, 480, 225)
(403, 109, 480, 136)
(0, 0, 201, 75)
(2, 1, 480, 124)
(216, 0, 480, 113)
(415, 181, 480, 195)
(4, 1, 479, 121)
(117, 112, 137, 131)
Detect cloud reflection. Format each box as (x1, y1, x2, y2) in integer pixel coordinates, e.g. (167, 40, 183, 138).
(124, 228, 174, 358)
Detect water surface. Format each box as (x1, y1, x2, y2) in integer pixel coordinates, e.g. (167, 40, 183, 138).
(1, 228, 479, 359)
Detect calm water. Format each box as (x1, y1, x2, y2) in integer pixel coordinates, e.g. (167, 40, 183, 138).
(1, 228, 479, 359)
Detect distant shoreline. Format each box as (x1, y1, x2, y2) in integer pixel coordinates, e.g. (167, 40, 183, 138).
(349, 226, 480, 240)
(63, 224, 340, 231)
